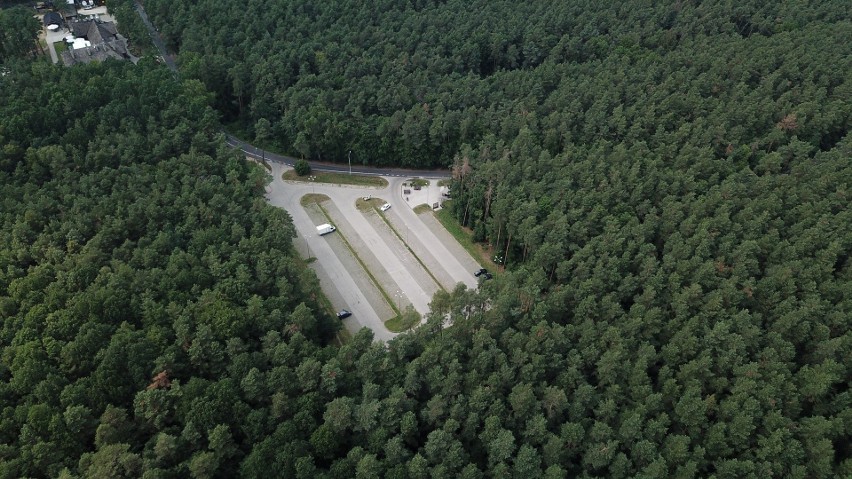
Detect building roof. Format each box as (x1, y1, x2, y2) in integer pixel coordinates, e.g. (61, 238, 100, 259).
(70, 20, 118, 44)
(61, 38, 129, 66)
(43, 11, 63, 26)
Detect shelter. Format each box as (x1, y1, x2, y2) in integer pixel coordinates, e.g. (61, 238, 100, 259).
(43, 11, 63, 30)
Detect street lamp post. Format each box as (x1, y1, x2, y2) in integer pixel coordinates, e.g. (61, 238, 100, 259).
(348, 150, 352, 175)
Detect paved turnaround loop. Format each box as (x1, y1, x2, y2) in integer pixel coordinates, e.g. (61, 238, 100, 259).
(265, 162, 481, 341)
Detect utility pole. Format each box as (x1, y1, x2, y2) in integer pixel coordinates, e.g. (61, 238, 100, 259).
(348, 150, 352, 175)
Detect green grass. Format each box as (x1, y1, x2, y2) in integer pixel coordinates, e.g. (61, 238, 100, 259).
(300, 193, 331, 207)
(413, 204, 431, 214)
(283, 170, 388, 187)
(385, 314, 419, 332)
(407, 178, 430, 187)
(434, 201, 500, 272)
(53, 41, 68, 55)
(335, 328, 353, 346)
(356, 197, 383, 212)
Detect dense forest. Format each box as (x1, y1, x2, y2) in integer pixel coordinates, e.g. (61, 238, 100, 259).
(143, 0, 849, 168)
(0, 5, 40, 63)
(2, 0, 851, 478)
(0, 61, 339, 477)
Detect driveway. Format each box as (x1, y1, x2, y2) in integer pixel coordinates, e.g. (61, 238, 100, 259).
(264, 162, 482, 341)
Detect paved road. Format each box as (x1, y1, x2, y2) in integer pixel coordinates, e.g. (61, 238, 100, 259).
(134, 5, 451, 179)
(133, 0, 178, 75)
(226, 134, 452, 178)
(264, 162, 481, 341)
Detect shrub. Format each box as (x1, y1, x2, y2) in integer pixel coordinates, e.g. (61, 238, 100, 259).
(294, 159, 311, 176)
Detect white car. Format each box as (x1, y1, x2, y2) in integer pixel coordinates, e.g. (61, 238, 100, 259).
(380, 203, 391, 212)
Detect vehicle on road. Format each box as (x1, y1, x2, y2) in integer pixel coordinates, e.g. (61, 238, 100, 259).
(316, 223, 336, 235)
(336, 309, 352, 319)
(380, 203, 391, 212)
(474, 268, 488, 277)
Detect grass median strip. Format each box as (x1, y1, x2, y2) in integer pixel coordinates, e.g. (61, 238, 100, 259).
(385, 310, 420, 332)
(314, 202, 401, 319)
(284, 170, 388, 188)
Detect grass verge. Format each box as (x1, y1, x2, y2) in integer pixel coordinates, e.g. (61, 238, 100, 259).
(356, 197, 383, 212)
(53, 41, 67, 55)
(300, 194, 331, 207)
(385, 314, 419, 332)
(284, 170, 388, 188)
(434, 201, 500, 272)
(413, 204, 431, 214)
(335, 328, 353, 346)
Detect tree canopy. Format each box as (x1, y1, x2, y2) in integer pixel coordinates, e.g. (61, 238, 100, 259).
(1, 0, 850, 477)
(0, 6, 40, 63)
(0, 60, 338, 477)
(144, 0, 849, 168)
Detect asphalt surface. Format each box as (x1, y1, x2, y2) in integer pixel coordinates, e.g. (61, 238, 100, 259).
(134, 0, 178, 75)
(226, 134, 452, 178)
(265, 162, 481, 341)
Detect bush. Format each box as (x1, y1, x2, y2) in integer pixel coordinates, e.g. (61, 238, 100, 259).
(294, 159, 311, 176)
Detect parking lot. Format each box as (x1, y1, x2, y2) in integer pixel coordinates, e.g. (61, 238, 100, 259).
(264, 162, 481, 341)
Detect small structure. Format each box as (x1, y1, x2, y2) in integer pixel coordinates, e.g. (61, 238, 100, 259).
(43, 11, 64, 30)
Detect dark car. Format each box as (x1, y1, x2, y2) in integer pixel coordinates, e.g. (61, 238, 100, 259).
(336, 310, 352, 319)
(474, 268, 488, 277)
(483, 273, 493, 280)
